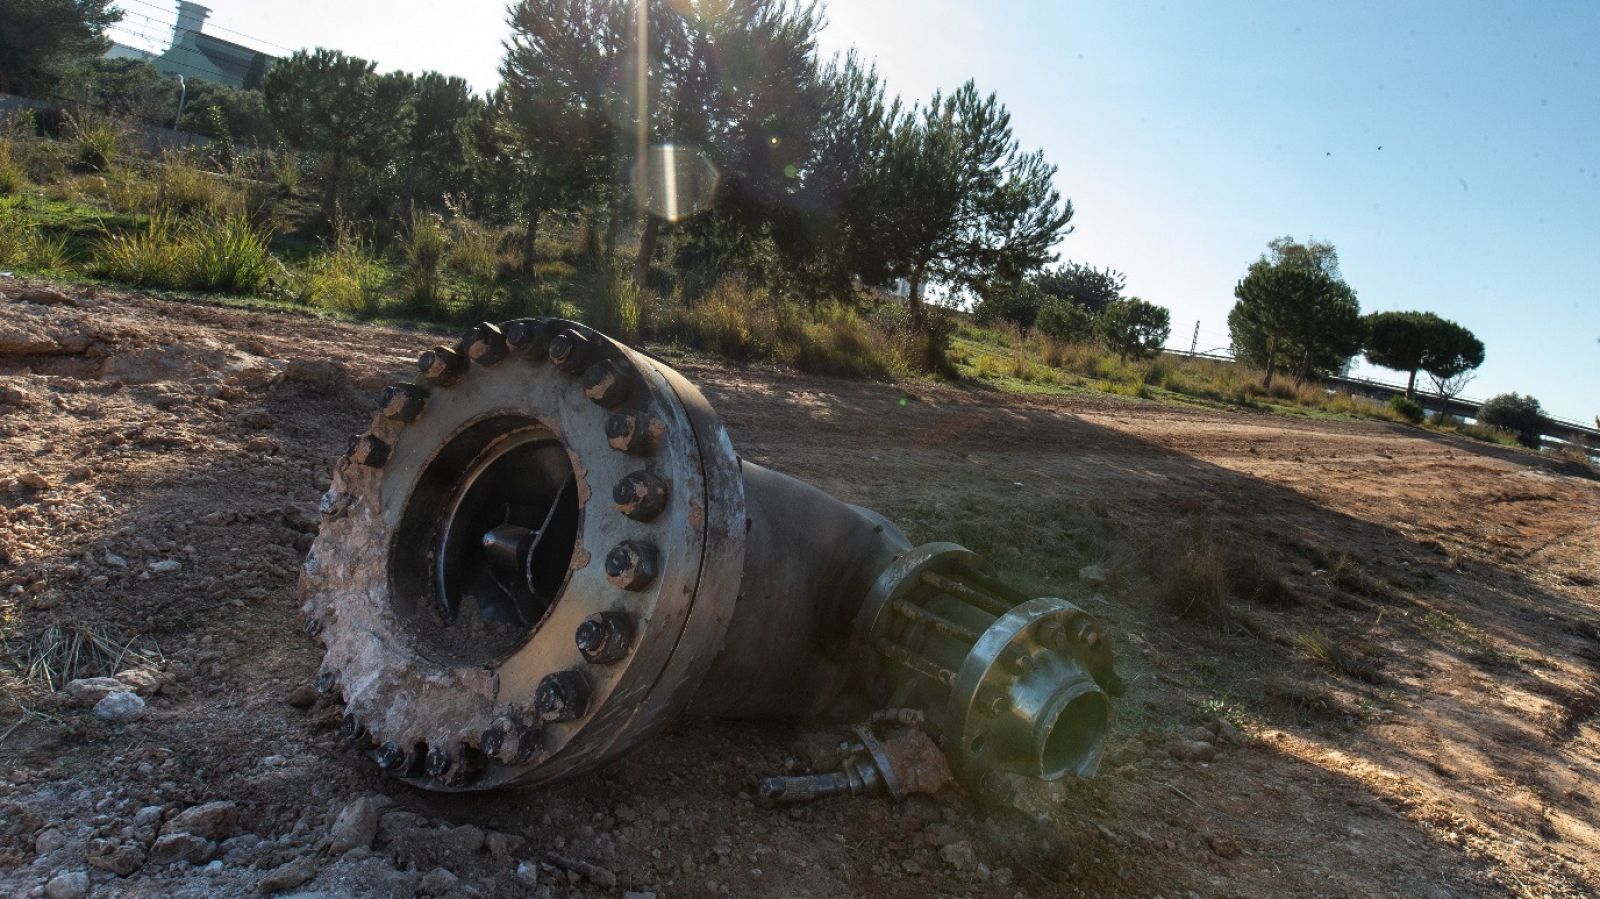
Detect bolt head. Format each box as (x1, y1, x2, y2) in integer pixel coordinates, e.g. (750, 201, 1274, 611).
(347, 434, 390, 468)
(315, 670, 336, 693)
(303, 616, 323, 638)
(378, 384, 427, 422)
(612, 470, 668, 521)
(581, 361, 633, 408)
(575, 611, 633, 664)
(341, 713, 370, 748)
(375, 741, 407, 771)
(535, 670, 591, 723)
(605, 411, 662, 455)
(417, 345, 466, 385)
(605, 541, 659, 592)
(1075, 620, 1105, 650)
(461, 322, 510, 366)
(424, 745, 453, 778)
(548, 329, 591, 373)
(482, 717, 541, 764)
(502, 318, 551, 355)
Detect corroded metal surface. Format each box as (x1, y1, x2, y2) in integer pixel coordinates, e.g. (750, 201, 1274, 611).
(300, 319, 1120, 796)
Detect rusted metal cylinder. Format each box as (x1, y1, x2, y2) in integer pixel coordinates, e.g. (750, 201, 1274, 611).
(300, 319, 1120, 793)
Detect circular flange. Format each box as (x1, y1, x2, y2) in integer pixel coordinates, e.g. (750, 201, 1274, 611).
(299, 320, 746, 790)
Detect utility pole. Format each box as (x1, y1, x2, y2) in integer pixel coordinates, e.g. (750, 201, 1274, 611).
(1189, 320, 1199, 357)
(171, 74, 187, 132)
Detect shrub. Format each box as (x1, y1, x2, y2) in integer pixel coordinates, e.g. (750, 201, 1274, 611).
(154, 157, 243, 216)
(573, 260, 642, 342)
(0, 208, 72, 273)
(94, 212, 185, 287)
(0, 139, 23, 195)
(403, 211, 447, 313)
(1035, 298, 1094, 342)
(67, 114, 122, 173)
(1388, 395, 1425, 423)
(793, 304, 894, 379)
(303, 222, 387, 317)
(185, 214, 272, 294)
(1159, 537, 1228, 620)
(1477, 393, 1543, 447)
(446, 217, 500, 320)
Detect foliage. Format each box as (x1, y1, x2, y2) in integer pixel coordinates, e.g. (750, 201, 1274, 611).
(1362, 310, 1484, 399)
(1035, 297, 1096, 342)
(573, 259, 642, 343)
(402, 211, 447, 313)
(1035, 261, 1126, 314)
(393, 71, 478, 214)
(92, 210, 271, 293)
(1388, 395, 1425, 424)
(0, 201, 72, 272)
(263, 49, 413, 224)
(1229, 238, 1362, 386)
(65, 113, 121, 172)
(1097, 296, 1171, 362)
(1477, 393, 1543, 448)
(0, 0, 122, 97)
(976, 279, 1047, 333)
(299, 221, 387, 316)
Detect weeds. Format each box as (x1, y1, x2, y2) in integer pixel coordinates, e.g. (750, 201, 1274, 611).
(66, 114, 122, 173)
(0, 206, 73, 273)
(403, 210, 447, 314)
(1293, 629, 1382, 683)
(93, 211, 272, 294)
(0, 138, 22, 195)
(2, 623, 162, 692)
(301, 221, 387, 316)
(574, 259, 643, 342)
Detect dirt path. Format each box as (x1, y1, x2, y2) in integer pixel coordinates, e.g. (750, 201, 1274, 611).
(2, 281, 1597, 898)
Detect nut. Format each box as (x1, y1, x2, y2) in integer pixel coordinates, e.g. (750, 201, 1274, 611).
(378, 384, 426, 422)
(582, 361, 633, 408)
(347, 434, 390, 468)
(604, 541, 659, 592)
(418, 345, 467, 386)
(375, 741, 408, 772)
(612, 470, 669, 521)
(575, 612, 633, 664)
(502, 318, 551, 356)
(481, 717, 541, 764)
(605, 411, 662, 456)
(461, 322, 510, 366)
(341, 713, 371, 749)
(535, 671, 591, 723)
(548, 329, 591, 374)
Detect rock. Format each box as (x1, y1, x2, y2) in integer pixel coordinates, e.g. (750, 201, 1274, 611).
(1078, 564, 1110, 587)
(64, 677, 127, 704)
(438, 824, 484, 858)
(921, 822, 966, 847)
(0, 381, 36, 407)
(133, 805, 164, 827)
(1167, 739, 1217, 763)
(327, 796, 381, 855)
(1213, 717, 1244, 745)
(285, 685, 318, 708)
(282, 358, 345, 393)
(939, 840, 977, 871)
(623, 893, 658, 899)
(484, 830, 527, 861)
(114, 667, 163, 696)
(238, 408, 274, 429)
(87, 837, 146, 875)
(148, 559, 181, 573)
(43, 871, 90, 899)
(105, 552, 128, 567)
(419, 867, 459, 896)
(34, 828, 68, 856)
(93, 690, 147, 722)
(17, 286, 82, 307)
(260, 856, 316, 894)
(515, 860, 539, 888)
(149, 832, 215, 865)
(790, 731, 846, 771)
(18, 471, 50, 491)
(165, 801, 240, 841)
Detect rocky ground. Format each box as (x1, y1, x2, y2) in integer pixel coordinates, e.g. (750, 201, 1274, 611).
(1, 278, 1597, 898)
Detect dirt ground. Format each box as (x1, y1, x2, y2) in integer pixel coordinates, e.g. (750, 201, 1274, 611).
(2, 279, 1597, 898)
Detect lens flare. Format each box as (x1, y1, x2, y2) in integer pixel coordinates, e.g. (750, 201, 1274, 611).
(634, 144, 719, 223)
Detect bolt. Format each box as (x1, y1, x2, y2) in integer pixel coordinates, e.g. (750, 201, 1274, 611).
(315, 670, 336, 694)
(424, 744, 453, 779)
(612, 470, 669, 521)
(1075, 620, 1105, 650)
(461, 322, 510, 366)
(481, 717, 541, 764)
(417, 345, 468, 386)
(342, 713, 370, 749)
(605, 411, 661, 455)
(378, 384, 426, 422)
(548, 329, 591, 374)
(605, 541, 659, 592)
(302, 616, 323, 638)
(581, 361, 633, 408)
(375, 741, 407, 772)
(975, 684, 1011, 716)
(346, 433, 390, 468)
(575, 612, 633, 664)
(534, 670, 591, 723)
(502, 318, 551, 356)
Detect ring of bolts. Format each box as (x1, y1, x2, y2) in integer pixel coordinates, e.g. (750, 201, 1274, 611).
(324, 319, 677, 785)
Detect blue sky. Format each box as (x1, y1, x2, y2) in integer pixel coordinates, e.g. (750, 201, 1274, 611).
(110, 1, 1599, 422)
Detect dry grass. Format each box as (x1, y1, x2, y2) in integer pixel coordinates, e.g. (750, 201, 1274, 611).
(2, 622, 163, 692)
(1292, 629, 1383, 683)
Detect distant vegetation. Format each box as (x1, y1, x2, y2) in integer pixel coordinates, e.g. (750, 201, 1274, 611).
(0, 0, 1589, 459)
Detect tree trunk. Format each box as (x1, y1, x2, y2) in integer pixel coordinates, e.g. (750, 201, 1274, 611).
(908, 270, 925, 331)
(400, 156, 419, 220)
(605, 197, 627, 261)
(1262, 334, 1279, 388)
(1294, 352, 1312, 388)
(321, 154, 346, 226)
(634, 215, 660, 287)
(1405, 368, 1418, 399)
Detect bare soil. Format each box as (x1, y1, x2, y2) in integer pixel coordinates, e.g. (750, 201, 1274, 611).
(2, 280, 1597, 898)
